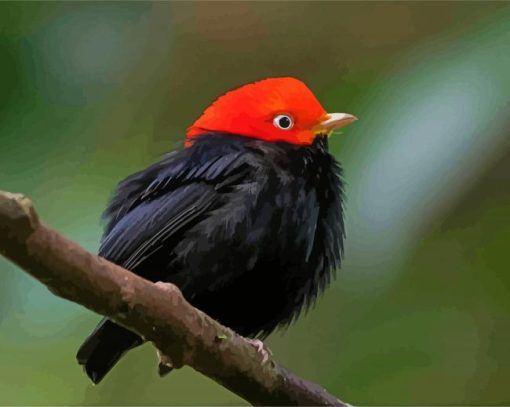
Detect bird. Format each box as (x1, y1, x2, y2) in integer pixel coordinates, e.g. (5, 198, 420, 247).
(76, 77, 357, 384)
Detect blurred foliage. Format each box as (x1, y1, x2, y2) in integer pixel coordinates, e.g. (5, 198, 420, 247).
(1, 2, 509, 405)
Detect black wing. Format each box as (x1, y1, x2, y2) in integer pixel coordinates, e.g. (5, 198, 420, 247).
(98, 144, 251, 283)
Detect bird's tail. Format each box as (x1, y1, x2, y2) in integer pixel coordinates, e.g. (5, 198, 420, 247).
(76, 318, 144, 384)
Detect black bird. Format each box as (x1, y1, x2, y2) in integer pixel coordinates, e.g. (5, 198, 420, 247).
(76, 77, 356, 383)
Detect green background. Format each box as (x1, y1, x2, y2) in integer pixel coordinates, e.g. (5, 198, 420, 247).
(1, 2, 509, 405)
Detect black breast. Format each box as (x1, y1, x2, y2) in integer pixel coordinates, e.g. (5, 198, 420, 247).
(187, 135, 345, 337)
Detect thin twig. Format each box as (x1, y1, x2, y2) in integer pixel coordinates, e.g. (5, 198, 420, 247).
(0, 190, 350, 406)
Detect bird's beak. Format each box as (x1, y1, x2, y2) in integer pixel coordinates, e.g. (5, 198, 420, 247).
(314, 113, 358, 134)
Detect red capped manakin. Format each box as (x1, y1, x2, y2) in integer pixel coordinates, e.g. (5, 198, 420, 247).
(77, 77, 357, 384)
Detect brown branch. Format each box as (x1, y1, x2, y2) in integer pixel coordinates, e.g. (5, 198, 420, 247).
(0, 190, 350, 406)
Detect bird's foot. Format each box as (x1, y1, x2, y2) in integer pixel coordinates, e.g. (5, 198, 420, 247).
(154, 281, 179, 294)
(157, 349, 174, 377)
(247, 338, 272, 364)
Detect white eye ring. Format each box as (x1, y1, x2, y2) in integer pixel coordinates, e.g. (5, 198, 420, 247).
(273, 114, 294, 130)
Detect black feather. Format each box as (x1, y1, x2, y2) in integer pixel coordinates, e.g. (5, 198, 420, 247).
(77, 318, 143, 384)
(77, 133, 344, 382)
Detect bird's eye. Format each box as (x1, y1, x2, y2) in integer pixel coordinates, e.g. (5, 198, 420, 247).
(273, 114, 294, 130)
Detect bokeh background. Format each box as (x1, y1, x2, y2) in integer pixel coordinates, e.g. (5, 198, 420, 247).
(1, 2, 509, 405)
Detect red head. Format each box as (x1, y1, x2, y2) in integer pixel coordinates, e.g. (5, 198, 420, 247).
(186, 77, 356, 146)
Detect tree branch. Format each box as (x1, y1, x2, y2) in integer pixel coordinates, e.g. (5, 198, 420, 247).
(0, 190, 350, 406)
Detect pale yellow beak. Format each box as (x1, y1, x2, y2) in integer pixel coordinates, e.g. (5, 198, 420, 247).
(314, 113, 358, 133)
